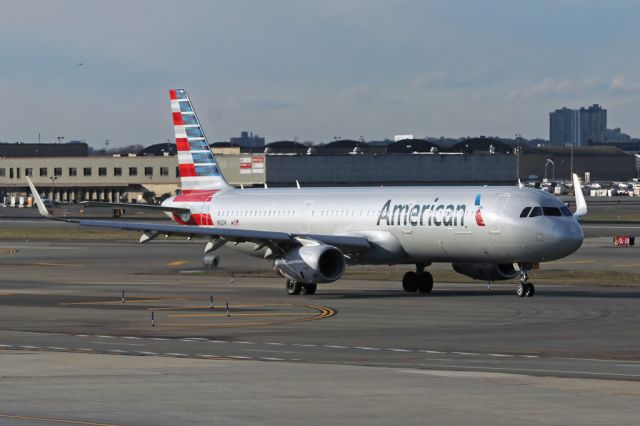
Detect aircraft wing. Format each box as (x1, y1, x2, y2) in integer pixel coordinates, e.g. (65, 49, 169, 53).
(77, 219, 371, 251)
(27, 176, 369, 252)
(80, 201, 190, 215)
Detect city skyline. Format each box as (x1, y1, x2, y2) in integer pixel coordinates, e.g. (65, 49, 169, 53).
(2, 1, 640, 147)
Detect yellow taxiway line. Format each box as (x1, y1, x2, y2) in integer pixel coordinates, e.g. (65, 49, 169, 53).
(168, 312, 309, 318)
(549, 260, 594, 265)
(159, 304, 336, 328)
(61, 297, 189, 306)
(166, 260, 190, 266)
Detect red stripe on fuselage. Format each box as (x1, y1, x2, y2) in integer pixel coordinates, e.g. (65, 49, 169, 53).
(192, 213, 213, 226)
(176, 138, 189, 151)
(173, 189, 217, 203)
(173, 112, 183, 125)
(171, 213, 196, 225)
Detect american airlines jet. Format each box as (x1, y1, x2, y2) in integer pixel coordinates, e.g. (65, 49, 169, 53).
(27, 89, 587, 297)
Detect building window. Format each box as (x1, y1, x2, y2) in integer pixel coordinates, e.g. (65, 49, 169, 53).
(10, 168, 14, 179)
(160, 167, 169, 176)
(114, 167, 122, 176)
(25, 168, 32, 177)
(40, 168, 48, 177)
(176, 167, 180, 177)
(0, 168, 5, 177)
(144, 167, 153, 176)
(69, 167, 77, 176)
(98, 167, 107, 176)
(54, 167, 62, 176)
(83, 167, 92, 176)
(129, 167, 137, 176)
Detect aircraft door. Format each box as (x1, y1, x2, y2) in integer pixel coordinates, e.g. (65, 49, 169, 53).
(402, 202, 416, 234)
(299, 200, 313, 233)
(489, 194, 510, 234)
(201, 202, 212, 226)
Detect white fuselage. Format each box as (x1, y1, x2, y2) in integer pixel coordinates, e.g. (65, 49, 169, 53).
(165, 185, 584, 265)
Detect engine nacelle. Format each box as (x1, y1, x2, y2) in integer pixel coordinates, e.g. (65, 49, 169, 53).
(274, 245, 346, 284)
(452, 263, 517, 281)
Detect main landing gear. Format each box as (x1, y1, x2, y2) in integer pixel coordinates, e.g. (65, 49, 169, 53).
(402, 264, 433, 294)
(516, 264, 535, 297)
(286, 279, 317, 296)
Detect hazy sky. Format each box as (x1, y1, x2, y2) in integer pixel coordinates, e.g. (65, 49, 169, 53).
(2, 0, 639, 147)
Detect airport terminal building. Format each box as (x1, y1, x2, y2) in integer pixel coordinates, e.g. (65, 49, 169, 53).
(0, 139, 635, 203)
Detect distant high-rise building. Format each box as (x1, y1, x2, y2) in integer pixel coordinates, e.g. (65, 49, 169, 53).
(549, 104, 606, 147)
(230, 131, 265, 148)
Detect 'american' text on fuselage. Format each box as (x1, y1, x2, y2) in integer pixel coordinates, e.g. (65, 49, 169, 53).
(377, 199, 467, 227)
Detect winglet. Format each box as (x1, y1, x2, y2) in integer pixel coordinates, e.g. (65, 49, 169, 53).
(572, 173, 588, 217)
(517, 178, 523, 188)
(26, 176, 50, 217)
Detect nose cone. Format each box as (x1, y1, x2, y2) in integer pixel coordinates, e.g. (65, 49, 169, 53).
(551, 221, 584, 259)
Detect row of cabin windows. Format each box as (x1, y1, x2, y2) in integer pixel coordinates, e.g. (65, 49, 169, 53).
(519, 206, 572, 218)
(0, 167, 172, 178)
(215, 209, 382, 218)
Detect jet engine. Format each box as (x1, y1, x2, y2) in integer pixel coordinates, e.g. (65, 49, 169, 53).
(452, 263, 518, 281)
(274, 245, 346, 284)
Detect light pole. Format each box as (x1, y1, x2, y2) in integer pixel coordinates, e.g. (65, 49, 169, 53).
(545, 159, 555, 182)
(515, 133, 521, 181)
(570, 143, 574, 181)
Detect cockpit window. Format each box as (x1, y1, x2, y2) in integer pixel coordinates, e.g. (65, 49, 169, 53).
(520, 207, 531, 218)
(528, 207, 542, 217)
(542, 207, 562, 216)
(560, 206, 572, 216)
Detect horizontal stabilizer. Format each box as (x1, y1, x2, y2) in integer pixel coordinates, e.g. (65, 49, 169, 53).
(80, 201, 190, 215)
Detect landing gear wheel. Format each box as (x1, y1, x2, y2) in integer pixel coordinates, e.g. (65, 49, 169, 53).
(516, 264, 536, 298)
(525, 283, 535, 297)
(402, 271, 418, 292)
(417, 272, 434, 294)
(286, 280, 302, 295)
(301, 284, 317, 295)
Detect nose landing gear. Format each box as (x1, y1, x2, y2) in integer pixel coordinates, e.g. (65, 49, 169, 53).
(516, 264, 535, 297)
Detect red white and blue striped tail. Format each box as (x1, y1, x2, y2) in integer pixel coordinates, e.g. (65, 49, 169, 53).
(170, 89, 231, 193)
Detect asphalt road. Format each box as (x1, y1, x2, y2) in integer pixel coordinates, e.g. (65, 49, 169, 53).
(0, 230, 639, 424)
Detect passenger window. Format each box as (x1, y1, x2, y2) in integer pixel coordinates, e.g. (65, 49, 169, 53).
(560, 206, 572, 216)
(542, 207, 562, 216)
(529, 207, 542, 217)
(520, 207, 531, 218)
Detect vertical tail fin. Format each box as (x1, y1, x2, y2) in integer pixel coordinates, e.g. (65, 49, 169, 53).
(170, 89, 231, 192)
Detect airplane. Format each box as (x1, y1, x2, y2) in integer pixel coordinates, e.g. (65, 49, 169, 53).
(27, 89, 587, 297)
